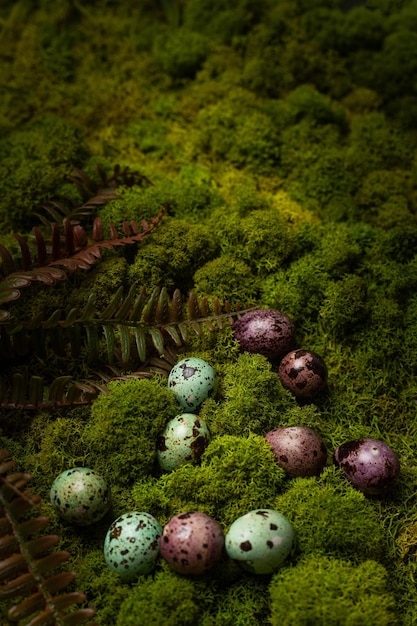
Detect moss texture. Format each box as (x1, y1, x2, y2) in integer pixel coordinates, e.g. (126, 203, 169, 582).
(1, 0, 417, 624)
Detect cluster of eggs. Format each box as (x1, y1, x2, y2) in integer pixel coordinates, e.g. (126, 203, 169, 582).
(49, 307, 401, 583)
(233, 308, 328, 399)
(49, 469, 295, 580)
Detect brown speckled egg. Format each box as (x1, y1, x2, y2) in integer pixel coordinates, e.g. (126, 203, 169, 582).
(265, 426, 327, 477)
(160, 511, 224, 575)
(334, 438, 400, 495)
(278, 349, 327, 398)
(233, 309, 295, 360)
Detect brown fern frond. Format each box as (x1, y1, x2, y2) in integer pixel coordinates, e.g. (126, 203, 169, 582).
(0, 449, 98, 625)
(36, 164, 153, 227)
(0, 206, 167, 319)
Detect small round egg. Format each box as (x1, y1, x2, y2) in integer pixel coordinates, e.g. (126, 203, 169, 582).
(225, 509, 294, 575)
(50, 467, 111, 526)
(157, 413, 210, 471)
(232, 309, 295, 360)
(278, 349, 327, 399)
(333, 438, 400, 495)
(265, 426, 327, 477)
(104, 511, 162, 581)
(168, 357, 217, 412)
(160, 511, 224, 575)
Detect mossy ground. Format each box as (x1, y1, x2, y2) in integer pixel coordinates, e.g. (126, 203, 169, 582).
(1, 0, 417, 624)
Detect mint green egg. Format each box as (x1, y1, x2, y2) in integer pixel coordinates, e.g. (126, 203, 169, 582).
(157, 413, 210, 471)
(168, 357, 217, 412)
(225, 509, 294, 574)
(50, 467, 111, 526)
(104, 511, 162, 581)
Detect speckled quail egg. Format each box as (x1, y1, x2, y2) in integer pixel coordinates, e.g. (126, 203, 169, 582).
(168, 357, 217, 412)
(233, 309, 295, 360)
(160, 511, 225, 575)
(157, 413, 210, 471)
(104, 511, 162, 581)
(225, 509, 294, 574)
(265, 426, 327, 477)
(333, 438, 400, 495)
(50, 467, 111, 526)
(278, 349, 328, 399)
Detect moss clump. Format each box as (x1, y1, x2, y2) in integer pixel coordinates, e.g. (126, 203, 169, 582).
(116, 568, 202, 626)
(0, 113, 87, 231)
(133, 433, 286, 526)
(269, 555, 398, 626)
(23, 413, 89, 494)
(274, 467, 387, 563)
(193, 254, 258, 303)
(128, 217, 218, 292)
(74, 549, 132, 626)
(83, 378, 179, 485)
(152, 28, 210, 80)
(199, 353, 291, 436)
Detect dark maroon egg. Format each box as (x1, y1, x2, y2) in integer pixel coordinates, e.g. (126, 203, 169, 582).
(278, 349, 327, 399)
(265, 426, 327, 477)
(233, 309, 295, 360)
(333, 438, 400, 495)
(160, 511, 224, 575)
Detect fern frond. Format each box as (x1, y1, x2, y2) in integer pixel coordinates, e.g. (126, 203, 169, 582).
(35, 164, 153, 226)
(0, 287, 254, 366)
(0, 449, 98, 625)
(0, 206, 167, 319)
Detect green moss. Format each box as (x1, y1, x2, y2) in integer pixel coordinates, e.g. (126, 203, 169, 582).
(319, 274, 368, 339)
(83, 378, 179, 485)
(274, 467, 387, 562)
(116, 568, 202, 625)
(193, 254, 258, 303)
(74, 549, 132, 626)
(0, 113, 87, 231)
(128, 217, 218, 292)
(152, 28, 211, 80)
(132, 433, 285, 526)
(23, 413, 89, 494)
(199, 353, 292, 437)
(269, 555, 398, 626)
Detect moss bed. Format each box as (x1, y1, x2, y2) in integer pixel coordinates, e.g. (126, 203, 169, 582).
(1, 0, 417, 624)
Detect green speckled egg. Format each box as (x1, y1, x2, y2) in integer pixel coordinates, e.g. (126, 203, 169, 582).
(225, 509, 294, 574)
(104, 511, 162, 581)
(157, 413, 211, 471)
(168, 357, 217, 412)
(50, 467, 111, 526)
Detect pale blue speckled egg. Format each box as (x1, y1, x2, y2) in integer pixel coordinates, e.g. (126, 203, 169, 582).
(168, 357, 217, 412)
(225, 509, 294, 574)
(104, 511, 162, 581)
(157, 413, 211, 471)
(50, 467, 111, 526)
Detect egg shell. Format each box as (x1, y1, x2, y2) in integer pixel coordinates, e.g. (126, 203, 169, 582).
(160, 511, 225, 575)
(265, 426, 327, 477)
(168, 357, 217, 412)
(104, 511, 162, 581)
(225, 509, 294, 574)
(157, 413, 210, 471)
(50, 467, 111, 526)
(333, 438, 400, 495)
(278, 349, 327, 399)
(232, 309, 295, 360)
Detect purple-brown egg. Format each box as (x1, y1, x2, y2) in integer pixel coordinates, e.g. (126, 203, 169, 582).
(265, 426, 327, 477)
(333, 438, 400, 495)
(233, 309, 295, 360)
(278, 349, 327, 399)
(160, 511, 224, 575)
